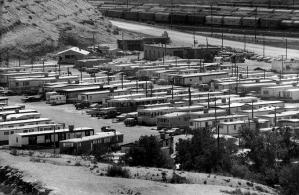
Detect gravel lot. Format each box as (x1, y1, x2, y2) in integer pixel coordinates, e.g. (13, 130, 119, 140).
(8, 96, 158, 144)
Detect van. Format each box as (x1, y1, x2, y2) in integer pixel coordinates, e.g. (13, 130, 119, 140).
(49, 95, 66, 105)
(46, 92, 58, 103)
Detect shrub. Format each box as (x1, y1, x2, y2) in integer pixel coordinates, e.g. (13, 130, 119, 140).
(170, 172, 188, 184)
(231, 164, 251, 179)
(30, 157, 43, 163)
(10, 149, 18, 156)
(74, 161, 81, 166)
(106, 165, 130, 178)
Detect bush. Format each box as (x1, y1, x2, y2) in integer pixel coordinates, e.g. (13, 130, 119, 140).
(106, 165, 130, 178)
(231, 164, 251, 179)
(74, 161, 81, 166)
(279, 164, 299, 195)
(10, 149, 18, 156)
(170, 172, 188, 184)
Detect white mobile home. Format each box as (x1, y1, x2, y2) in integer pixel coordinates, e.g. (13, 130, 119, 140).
(261, 85, 294, 99)
(174, 72, 228, 86)
(0, 118, 53, 129)
(189, 114, 248, 130)
(259, 111, 299, 126)
(282, 88, 299, 101)
(0, 123, 64, 145)
(4, 113, 41, 122)
(9, 127, 94, 148)
(78, 88, 130, 104)
(157, 109, 226, 130)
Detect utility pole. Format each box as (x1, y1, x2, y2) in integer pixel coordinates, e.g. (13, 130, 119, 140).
(42, 60, 45, 72)
(246, 66, 248, 78)
(170, 0, 173, 29)
(171, 78, 174, 100)
(243, 31, 246, 52)
(188, 85, 192, 106)
(274, 106, 277, 126)
(121, 73, 124, 89)
(150, 83, 153, 97)
(210, 4, 213, 37)
(145, 80, 148, 97)
(53, 126, 56, 155)
(58, 61, 61, 76)
(281, 55, 284, 74)
(251, 100, 254, 119)
(262, 34, 265, 57)
(208, 93, 210, 108)
(136, 80, 138, 93)
(214, 98, 220, 155)
(221, 24, 224, 51)
(92, 32, 95, 52)
(285, 38, 288, 60)
(254, 7, 257, 42)
(18, 56, 21, 67)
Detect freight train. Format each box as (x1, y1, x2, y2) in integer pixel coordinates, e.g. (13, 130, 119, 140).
(99, 4, 299, 30)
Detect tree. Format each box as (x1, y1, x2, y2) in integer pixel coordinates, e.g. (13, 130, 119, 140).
(279, 164, 299, 195)
(124, 135, 170, 168)
(175, 128, 235, 173)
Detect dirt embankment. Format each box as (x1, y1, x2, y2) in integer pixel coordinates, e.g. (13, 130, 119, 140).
(0, 0, 117, 59)
(0, 150, 277, 195)
(0, 165, 51, 195)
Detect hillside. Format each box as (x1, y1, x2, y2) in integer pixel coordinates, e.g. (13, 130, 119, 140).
(0, 0, 117, 58)
(0, 150, 277, 195)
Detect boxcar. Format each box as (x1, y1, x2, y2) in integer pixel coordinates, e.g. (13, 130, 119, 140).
(281, 20, 294, 29)
(223, 16, 242, 27)
(186, 14, 206, 25)
(260, 18, 282, 29)
(242, 17, 260, 28)
(170, 12, 187, 24)
(234, 11, 251, 17)
(205, 15, 223, 26)
(291, 20, 299, 28)
(139, 12, 156, 22)
(155, 12, 170, 23)
(123, 11, 139, 21)
(106, 10, 124, 18)
(274, 9, 293, 15)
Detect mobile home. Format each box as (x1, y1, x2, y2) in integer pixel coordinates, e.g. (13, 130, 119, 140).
(59, 131, 124, 155)
(9, 127, 94, 148)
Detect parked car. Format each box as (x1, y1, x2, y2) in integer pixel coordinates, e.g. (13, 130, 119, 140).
(116, 113, 128, 121)
(75, 101, 90, 110)
(21, 95, 42, 102)
(86, 108, 102, 117)
(1, 89, 16, 96)
(102, 110, 120, 119)
(124, 118, 137, 126)
(49, 95, 66, 105)
(101, 126, 116, 132)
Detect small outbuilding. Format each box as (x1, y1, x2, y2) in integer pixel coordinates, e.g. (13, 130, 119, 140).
(57, 47, 90, 64)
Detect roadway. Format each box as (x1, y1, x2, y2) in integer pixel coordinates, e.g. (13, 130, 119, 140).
(111, 20, 299, 59)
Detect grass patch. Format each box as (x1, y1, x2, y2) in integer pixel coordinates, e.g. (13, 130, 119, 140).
(106, 165, 130, 178)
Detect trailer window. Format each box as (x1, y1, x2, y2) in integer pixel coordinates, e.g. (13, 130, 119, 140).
(4, 131, 9, 135)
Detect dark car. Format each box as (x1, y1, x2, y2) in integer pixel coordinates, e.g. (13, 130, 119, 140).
(21, 95, 42, 102)
(2, 90, 17, 96)
(86, 108, 103, 117)
(75, 101, 90, 110)
(101, 126, 116, 132)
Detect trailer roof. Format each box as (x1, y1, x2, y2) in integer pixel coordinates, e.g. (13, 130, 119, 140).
(16, 127, 93, 137)
(60, 131, 123, 143)
(0, 118, 51, 125)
